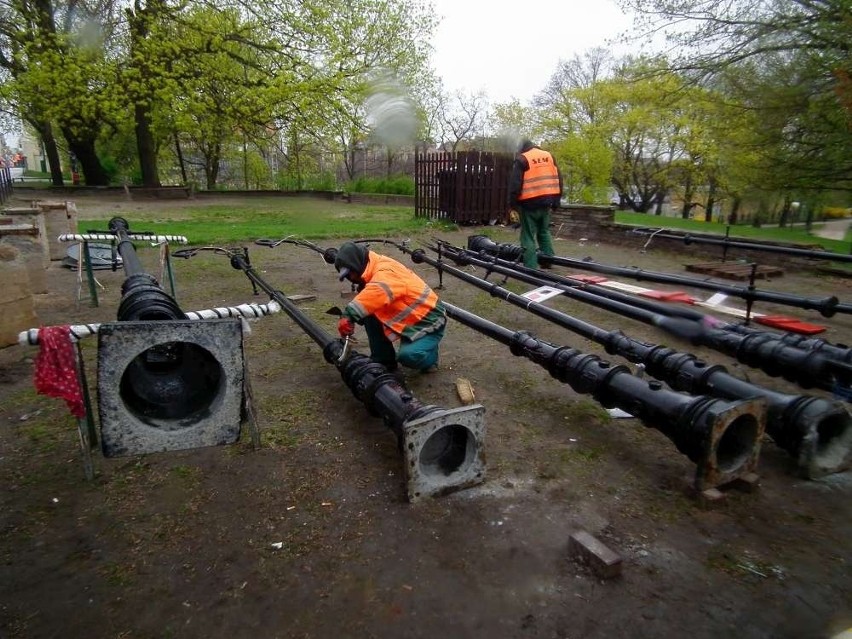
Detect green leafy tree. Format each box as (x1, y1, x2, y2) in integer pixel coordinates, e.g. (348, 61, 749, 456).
(261, 0, 436, 187)
(594, 59, 689, 212)
(620, 0, 852, 195)
(0, 0, 121, 184)
(535, 49, 619, 203)
(485, 99, 534, 153)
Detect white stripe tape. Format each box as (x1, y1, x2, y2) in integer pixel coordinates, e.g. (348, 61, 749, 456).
(18, 300, 282, 346)
(58, 233, 189, 244)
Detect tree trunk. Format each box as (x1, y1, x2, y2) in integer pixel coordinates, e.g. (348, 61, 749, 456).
(243, 136, 249, 190)
(135, 103, 161, 186)
(63, 131, 109, 185)
(125, 2, 164, 187)
(174, 131, 187, 184)
(778, 195, 792, 228)
(729, 197, 741, 225)
(204, 143, 220, 190)
(705, 177, 717, 223)
(28, 118, 64, 186)
(654, 190, 665, 215)
(345, 144, 355, 181)
(681, 175, 694, 219)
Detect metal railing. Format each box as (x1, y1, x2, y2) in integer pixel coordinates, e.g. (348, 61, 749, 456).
(0, 166, 13, 203)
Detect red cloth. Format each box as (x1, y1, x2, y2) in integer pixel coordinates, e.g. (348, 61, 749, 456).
(338, 317, 355, 337)
(33, 325, 85, 418)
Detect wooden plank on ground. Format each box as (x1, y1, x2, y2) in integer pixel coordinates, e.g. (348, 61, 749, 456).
(684, 262, 784, 281)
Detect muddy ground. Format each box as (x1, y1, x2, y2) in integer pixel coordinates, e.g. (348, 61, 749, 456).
(1, 193, 850, 639)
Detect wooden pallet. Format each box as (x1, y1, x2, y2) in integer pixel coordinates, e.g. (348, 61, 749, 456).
(684, 261, 784, 281)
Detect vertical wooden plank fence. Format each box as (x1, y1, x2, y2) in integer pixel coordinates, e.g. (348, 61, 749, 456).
(415, 150, 513, 225)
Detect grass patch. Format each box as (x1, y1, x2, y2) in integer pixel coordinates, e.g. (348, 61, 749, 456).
(79, 199, 456, 245)
(169, 464, 202, 482)
(256, 391, 326, 449)
(99, 561, 137, 587)
(75, 197, 847, 252)
(561, 398, 611, 424)
(465, 291, 506, 318)
(615, 211, 850, 253)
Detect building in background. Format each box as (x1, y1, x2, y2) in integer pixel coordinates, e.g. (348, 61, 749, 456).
(17, 126, 44, 172)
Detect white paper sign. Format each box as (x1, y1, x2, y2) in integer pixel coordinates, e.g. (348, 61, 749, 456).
(522, 286, 563, 303)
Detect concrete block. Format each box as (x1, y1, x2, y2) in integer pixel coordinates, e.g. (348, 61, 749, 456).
(402, 404, 486, 502)
(0, 244, 38, 347)
(40, 202, 78, 261)
(0, 233, 48, 294)
(1, 209, 50, 272)
(694, 487, 727, 510)
(97, 318, 245, 456)
(568, 530, 623, 579)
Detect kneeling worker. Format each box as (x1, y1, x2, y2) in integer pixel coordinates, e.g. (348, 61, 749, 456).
(334, 241, 447, 373)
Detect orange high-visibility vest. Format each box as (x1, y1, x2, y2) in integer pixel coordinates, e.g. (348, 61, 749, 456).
(345, 252, 444, 341)
(518, 148, 560, 201)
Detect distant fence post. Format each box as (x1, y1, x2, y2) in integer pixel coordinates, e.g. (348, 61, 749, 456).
(0, 166, 12, 203)
(415, 150, 512, 225)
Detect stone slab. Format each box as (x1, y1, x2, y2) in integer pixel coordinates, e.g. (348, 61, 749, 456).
(0, 246, 38, 347)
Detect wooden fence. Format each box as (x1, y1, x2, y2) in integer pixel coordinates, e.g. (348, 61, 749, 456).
(415, 150, 513, 225)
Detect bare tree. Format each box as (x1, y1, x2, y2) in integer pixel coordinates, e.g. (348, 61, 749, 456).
(535, 47, 616, 128)
(437, 90, 488, 152)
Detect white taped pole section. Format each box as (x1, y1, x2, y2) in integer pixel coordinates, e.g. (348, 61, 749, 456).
(18, 300, 282, 345)
(58, 233, 189, 244)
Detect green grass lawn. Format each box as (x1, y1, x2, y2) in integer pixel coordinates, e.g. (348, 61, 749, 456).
(79, 199, 455, 245)
(72, 197, 850, 254)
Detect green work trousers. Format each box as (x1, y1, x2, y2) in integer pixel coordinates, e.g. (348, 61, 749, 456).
(362, 316, 445, 372)
(519, 206, 554, 269)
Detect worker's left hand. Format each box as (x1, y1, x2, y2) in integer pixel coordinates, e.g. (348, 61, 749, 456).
(338, 317, 355, 338)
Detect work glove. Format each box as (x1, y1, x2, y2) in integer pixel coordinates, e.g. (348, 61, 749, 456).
(338, 317, 355, 338)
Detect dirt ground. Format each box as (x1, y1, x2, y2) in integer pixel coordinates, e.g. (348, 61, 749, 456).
(1, 193, 851, 639)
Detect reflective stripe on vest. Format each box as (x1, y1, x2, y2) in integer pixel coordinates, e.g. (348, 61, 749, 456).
(518, 148, 560, 201)
(345, 253, 442, 340)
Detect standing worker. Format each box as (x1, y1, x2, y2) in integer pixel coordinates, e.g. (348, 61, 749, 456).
(334, 241, 447, 374)
(508, 139, 563, 269)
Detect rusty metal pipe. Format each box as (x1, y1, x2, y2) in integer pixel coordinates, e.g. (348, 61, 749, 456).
(445, 239, 852, 395)
(534, 250, 844, 317)
(442, 302, 765, 490)
(218, 248, 486, 502)
(313, 239, 768, 488)
(398, 244, 850, 478)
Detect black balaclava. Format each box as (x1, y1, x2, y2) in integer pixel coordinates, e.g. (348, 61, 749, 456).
(334, 241, 369, 281)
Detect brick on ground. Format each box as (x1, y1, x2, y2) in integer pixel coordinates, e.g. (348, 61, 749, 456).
(568, 530, 623, 579)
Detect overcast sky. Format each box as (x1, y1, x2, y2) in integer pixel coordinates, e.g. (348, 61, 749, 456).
(428, 0, 634, 104)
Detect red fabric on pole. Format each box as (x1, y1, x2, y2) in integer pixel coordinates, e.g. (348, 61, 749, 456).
(33, 325, 85, 418)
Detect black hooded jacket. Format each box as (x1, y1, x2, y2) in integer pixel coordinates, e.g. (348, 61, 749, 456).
(334, 241, 369, 280)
